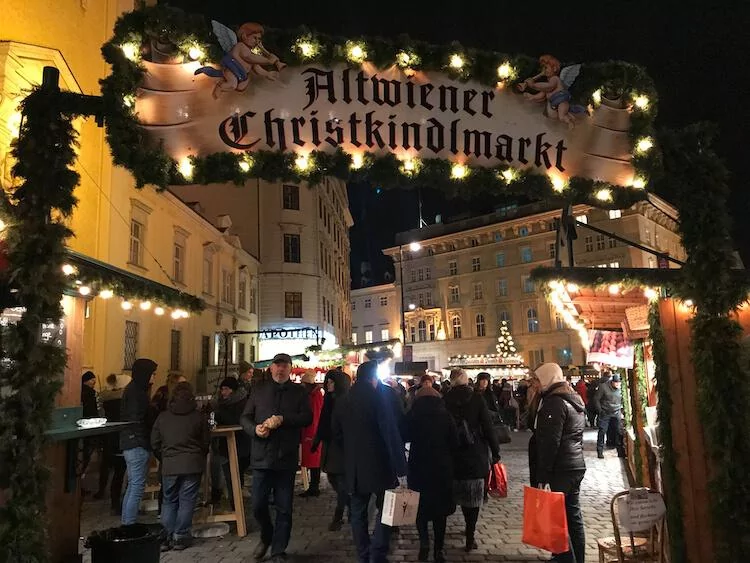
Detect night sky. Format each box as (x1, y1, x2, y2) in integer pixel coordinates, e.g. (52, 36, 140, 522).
(164, 0, 749, 284)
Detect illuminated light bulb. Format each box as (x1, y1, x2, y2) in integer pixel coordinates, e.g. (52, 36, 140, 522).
(497, 62, 514, 80)
(350, 152, 364, 170)
(636, 137, 654, 153)
(347, 43, 366, 63)
(408, 303, 416, 311)
(631, 176, 647, 189)
(451, 163, 469, 179)
(121, 301, 133, 311)
(121, 42, 140, 61)
(188, 46, 204, 61)
(608, 284, 620, 295)
(396, 51, 412, 67)
(595, 188, 613, 202)
(178, 157, 194, 180)
(633, 94, 650, 110)
(154, 307, 165, 316)
(98, 289, 114, 299)
(683, 299, 694, 308)
(299, 42, 315, 58)
(62, 264, 76, 276)
(180, 310, 189, 318)
(295, 153, 310, 171)
(567, 283, 579, 293)
(79, 286, 92, 296)
(401, 158, 418, 175)
(171, 310, 181, 319)
(409, 242, 422, 252)
(239, 160, 251, 172)
(122, 95, 136, 108)
(592, 89, 602, 105)
(139, 301, 152, 311)
(644, 287, 658, 300)
(449, 54, 464, 69)
(550, 175, 567, 193)
(501, 168, 517, 182)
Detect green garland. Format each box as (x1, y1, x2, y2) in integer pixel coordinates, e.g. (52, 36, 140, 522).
(0, 81, 87, 562)
(631, 341, 646, 486)
(649, 302, 686, 563)
(99, 4, 658, 208)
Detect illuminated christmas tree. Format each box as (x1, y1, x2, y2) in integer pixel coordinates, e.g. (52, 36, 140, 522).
(496, 320, 523, 363)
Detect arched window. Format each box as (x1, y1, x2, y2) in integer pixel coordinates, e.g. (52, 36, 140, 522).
(452, 316, 462, 339)
(527, 308, 539, 333)
(418, 320, 427, 342)
(476, 314, 486, 337)
(500, 310, 512, 332)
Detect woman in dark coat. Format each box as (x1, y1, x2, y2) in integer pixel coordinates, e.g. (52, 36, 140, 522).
(402, 385, 457, 563)
(312, 369, 351, 530)
(444, 369, 500, 552)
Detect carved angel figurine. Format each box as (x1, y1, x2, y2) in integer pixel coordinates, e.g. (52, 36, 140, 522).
(517, 55, 586, 128)
(195, 21, 286, 99)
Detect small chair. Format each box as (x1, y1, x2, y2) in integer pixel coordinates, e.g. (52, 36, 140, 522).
(597, 488, 666, 563)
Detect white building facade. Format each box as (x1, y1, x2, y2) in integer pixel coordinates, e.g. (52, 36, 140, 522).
(350, 284, 400, 346)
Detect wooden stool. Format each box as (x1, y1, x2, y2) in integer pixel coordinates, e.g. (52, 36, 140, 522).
(198, 425, 247, 537)
(597, 535, 648, 562)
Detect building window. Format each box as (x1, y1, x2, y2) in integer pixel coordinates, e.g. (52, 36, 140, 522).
(364, 298, 372, 309)
(494, 232, 503, 242)
(648, 257, 656, 268)
(425, 267, 431, 280)
(450, 285, 460, 304)
(522, 275, 535, 294)
(380, 296, 388, 306)
(472, 257, 481, 272)
(249, 284, 257, 314)
(129, 219, 145, 266)
(519, 226, 529, 237)
(521, 246, 533, 263)
(318, 198, 323, 219)
(529, 349, 545, 368)
(476, 314, 486, 337)
(584, 236, 594, 252)
(418, 268, 425, 281)
(410, 269, 417, 282)
(473, 282, 483, 300)
(548, 242, 556, 259)
(238, 342, 246, 362)
(609, 261, 620, 268)
(282, 184, 300, 210)
(283, 234, 301, 263)
(202, 251, 214, 295)
(576, 215, 588, 225)
(352, 332, 358, 344)
(352, 300, 356, 311)
(596, 234, 606, 250)
(471, 238, 479, 247)
(557, 347, 572, 365)
(425, 293, 432, 307)
(170, 329, 182, 371)
(173, 241, 185, 284)
(609, 209, 622, 219)
(221, 269, 235, 305)
(201, 335, 210, 368)
(609, 237, 617, 249)
(123, 320, 139, 370)
(452, 316, 462, 339)
(527, 308, 539, 333)
(655, 232, 660, 248)
(500, 310, 512, 332)
(645, 228, 652, 245)
(498, 279, 508, 297)
(449, 260, 458, 276)
(418, 293, 424, 307)
(365, 330, 373, 344)
(381, 328, 390, 341)
(556, 314, 565, 330)
(429, 323, 436, 340)
(238, 278, 247, 310)
(427, 248, 435, 256)
(495, 252, 505, 267)
(418, 320, 427, 341)
(284, 292, 303, 318)
(410, 325, 416, 343)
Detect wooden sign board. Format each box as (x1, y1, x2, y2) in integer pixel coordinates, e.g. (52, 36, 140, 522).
(617, 488, 666, 532)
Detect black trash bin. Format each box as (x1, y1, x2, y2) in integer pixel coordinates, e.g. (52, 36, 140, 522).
(86, 524, 161, 563)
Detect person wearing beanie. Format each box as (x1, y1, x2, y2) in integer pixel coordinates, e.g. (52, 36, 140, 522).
(213, 376, 250, 509)
(299, 370, 324, 497)
(80, 371, 100, 487)
(532, 363, 586, 563)
(475, 372, 500, 415)
(592, 372, 624, 458)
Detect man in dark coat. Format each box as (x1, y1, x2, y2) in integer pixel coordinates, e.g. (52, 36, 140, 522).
(534, 363, 587, 563)
(214, 377, 251, 509)
(240, 353, 312, 563)
(96, 374, 126, 512)
(403, 385, 458, 563)
(80, 371, 99, 481)
(119, 358, 157, 525)
(151, 382, 210, 551)
(333, 361, 407, 563)
(592, 373, 624, 458)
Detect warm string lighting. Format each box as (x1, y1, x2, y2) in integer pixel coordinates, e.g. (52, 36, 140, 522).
(239, 158, 252, 172)
(500, 168, 517, 183)
(400, 157, 419, 176)
(78, 286, 91, 296)
(350, 152, 364, 170)
(631, 176, 647, 189)
(547, 281, 590, 349)
(496, 62, 515, 81)
(62, 264, 77, 276)
(120, 42, 140, 61)
(591, 89, 602, 105)
(346, 41, 367, 63)
(178, 157, 194, 180)
(451, 163, 469, 179)
(98, 289, 114, 299)
(187, 45, 204, 61)
(550, 175, 568, 193)
(633, 94, 650, 110)
(294, 153, 311, 172)
(635, 137, 654, 153)
(139, 301, 152, 311)
(595, 188, 613, 202)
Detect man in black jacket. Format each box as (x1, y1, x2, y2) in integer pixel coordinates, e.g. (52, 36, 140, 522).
(534, 363, 586, 563)
(592, 373, 624, 458)
(80, 371, 99, 481)
(119, 358, 157, 525)
(240, 353, 312, 563)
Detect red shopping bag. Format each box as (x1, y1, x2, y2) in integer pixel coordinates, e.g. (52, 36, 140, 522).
(522, 485, 569, 553)
(487, 462, 508, 498)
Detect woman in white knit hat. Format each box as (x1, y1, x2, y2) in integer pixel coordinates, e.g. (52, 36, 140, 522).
(532, 363, 587, 563)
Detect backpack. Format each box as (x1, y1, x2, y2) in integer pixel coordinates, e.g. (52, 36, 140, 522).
(453, 399, 477, 447)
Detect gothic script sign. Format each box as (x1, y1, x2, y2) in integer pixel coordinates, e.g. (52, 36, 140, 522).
(136, 62, 635, 184)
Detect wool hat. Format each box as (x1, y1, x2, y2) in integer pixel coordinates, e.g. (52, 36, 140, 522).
(238, 360, 253, 374)
(476, 372, 491, 382)
(611, 374, 622, 382)
(272, 353, 292, 364)
(219, 377, 239, 391)
(535, 363, 565, 390)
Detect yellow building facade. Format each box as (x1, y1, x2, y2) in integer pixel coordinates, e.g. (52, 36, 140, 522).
(1, 0, 259, 393)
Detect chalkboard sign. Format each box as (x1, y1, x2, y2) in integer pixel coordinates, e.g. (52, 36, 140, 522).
(40, 319, 66, 348)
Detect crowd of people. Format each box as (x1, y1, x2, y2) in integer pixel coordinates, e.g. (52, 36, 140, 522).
(80, 356, 627, 563)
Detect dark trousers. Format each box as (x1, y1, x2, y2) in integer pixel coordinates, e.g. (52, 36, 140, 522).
(327, 473, 350, 513)
(597, 415, 624, 455)
(99, 451, 126, 509)
(308, 467, 321, 490)
(417, 514, 447, 552)
(251, 469, 296, 557)
(549, 471, 586, 563)
(222, 456, 251, 508)
(460, 506, 480, 539)
(161, 473, 202, 540)
(350, 491, 391, 563)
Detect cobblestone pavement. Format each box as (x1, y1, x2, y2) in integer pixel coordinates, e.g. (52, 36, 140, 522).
(80, 429, 628, 563)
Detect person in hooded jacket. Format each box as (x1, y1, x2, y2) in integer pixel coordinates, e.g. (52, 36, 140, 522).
(151, 382, 210, 551)
(119, 358, 158, 525)
(214, 377, 251, 509)
(533, 363, 587, 563)
(299, 370, 324, 497)
(96, 374, 126, 512)
(312, 369, 351, 531)
(403, 384, 458, 563)
(444, 368, 500, 553)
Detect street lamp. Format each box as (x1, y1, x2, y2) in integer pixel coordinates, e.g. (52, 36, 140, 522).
(408, 303, 416, 311)
(399, 241, 421, 345)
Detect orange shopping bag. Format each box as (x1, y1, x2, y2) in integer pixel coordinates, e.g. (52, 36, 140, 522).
(522, 485, 569, 553)
(487, 462, 507, 498)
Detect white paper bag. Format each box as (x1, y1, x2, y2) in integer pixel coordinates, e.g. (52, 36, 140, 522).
(381, 488, 420, 527)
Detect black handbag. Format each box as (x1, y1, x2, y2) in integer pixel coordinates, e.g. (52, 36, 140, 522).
(494, 422, 512, 444)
